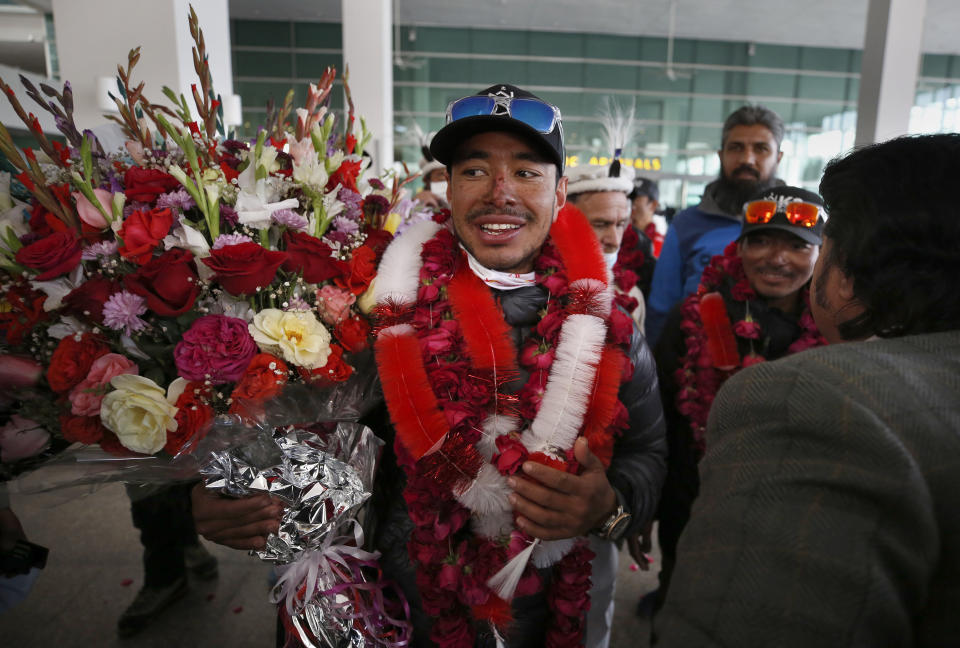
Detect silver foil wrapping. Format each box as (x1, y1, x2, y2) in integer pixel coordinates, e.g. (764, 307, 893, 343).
(199, 420, 381, 564)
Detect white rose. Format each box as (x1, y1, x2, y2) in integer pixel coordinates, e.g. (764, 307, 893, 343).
(248, 308, 332, 369)
(100, 374, 178, 454)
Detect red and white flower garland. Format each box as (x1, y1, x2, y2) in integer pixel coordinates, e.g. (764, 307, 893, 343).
(372, 206, 633, 647)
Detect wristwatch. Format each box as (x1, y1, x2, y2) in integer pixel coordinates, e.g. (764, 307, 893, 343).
(596, 490, 632, 542)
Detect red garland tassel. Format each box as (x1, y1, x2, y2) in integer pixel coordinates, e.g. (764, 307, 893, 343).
(699, 291, 740, 370)
(580, 346, 625, 468)
(447, 256, 518, 372)
(374, 328, 450, 460)
(552, 204, 608, 284)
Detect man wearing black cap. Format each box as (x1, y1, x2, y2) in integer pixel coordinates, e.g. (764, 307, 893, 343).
(642, 185, 826, 629)
(189, 83, 666, 648)
(372, 84, 666, 647)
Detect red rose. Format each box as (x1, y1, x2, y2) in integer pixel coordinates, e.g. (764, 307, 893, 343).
(336, 245, 378, 295)
(63, 276, 121, 323)
(202, 242, 288, 296)
(15, 231, 81, 280)
(165, 382, 214, 455)
(334, 315, 370, 352)
(118, 207, 175, 264)
(281, 231, 347, 283)
(535, 309, 565, 340)
(607, 307, 634, 346)
(125, 248, 200, 316)
(298, 344, 353, 386)
(430, 614, 474, 648)
(325, 158, 363, 193)
(230, 354, 289, 417)
(47, 333, 110, 393)
(123, 167, 181, 204)
(363, 228, 393, 257)
(492, 435, 529, 475)
(59, 414, 106, 445)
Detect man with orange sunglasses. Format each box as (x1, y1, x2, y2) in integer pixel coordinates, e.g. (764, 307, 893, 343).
(637, 185, 826, 627)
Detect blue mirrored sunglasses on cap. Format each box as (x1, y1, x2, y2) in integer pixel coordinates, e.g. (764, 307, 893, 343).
(445, 95, 562, 134)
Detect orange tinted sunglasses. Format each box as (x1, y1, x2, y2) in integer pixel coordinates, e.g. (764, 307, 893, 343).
(744, 200, 820, 228)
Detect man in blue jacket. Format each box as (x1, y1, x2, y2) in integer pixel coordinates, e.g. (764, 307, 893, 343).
(645, 105, 785, 345)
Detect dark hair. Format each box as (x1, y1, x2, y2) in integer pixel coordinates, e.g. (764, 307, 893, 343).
(721, 104, 785, 150)
(818, 133, 960, 338)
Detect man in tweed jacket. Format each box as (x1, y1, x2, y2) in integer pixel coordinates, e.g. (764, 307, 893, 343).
(655, 134, 960, 647)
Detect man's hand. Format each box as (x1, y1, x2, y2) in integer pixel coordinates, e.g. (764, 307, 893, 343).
(191, 484, 284, 551)
(627, 521, 655, 571)
(508, 437, 617, 541)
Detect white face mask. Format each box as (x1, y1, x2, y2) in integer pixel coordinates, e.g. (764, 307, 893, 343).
(429, 180, 447, 196)
(604, 250, 619, 270)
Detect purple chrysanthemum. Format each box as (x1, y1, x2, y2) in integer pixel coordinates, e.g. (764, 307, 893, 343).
(272, 209, 309, 230)
(337, 187, 363, 221)
(156, 188, 196, 212)
(332, 215, 360, 235)
(213, 233, 254, 249)
(81, 240, 120, 261)
(102, 291, 148, 336)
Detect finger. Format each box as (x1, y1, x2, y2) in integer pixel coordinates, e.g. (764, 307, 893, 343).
(510, 490, 569, 531)
(520, 461, 576, 494)
(627, 535, 643, 565)
(507, 475, 568, 511)
(573, 437, 604, 472)
(195, 503, 283, 536)
(514, 512, 572, 541)
(201, 518, 280, 547)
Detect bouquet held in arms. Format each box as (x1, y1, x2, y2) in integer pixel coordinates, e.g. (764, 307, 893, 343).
(0, 6, 411, 646)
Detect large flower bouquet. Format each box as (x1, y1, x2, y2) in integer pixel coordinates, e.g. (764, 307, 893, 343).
(0, 9, 417, 644)
(0, 9, 408, 463)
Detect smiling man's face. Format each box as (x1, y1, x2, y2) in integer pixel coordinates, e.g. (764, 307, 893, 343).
(447, 131, 566, 273)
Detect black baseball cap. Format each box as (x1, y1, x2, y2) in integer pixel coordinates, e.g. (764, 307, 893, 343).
(629, 177, 659, 203)
(429, 84, 565, 172)
(738, 185, 825, 246)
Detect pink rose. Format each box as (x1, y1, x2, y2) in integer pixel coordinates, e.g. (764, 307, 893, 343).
(493, 435, 529, 475)
(733, 319, 761, 339)
(72, 189, 112, 229)
(315, 285, 356, 325)
(420, 327, 455, 356)
(68, 353, 139, 416)
(0, 415, 50, 462)
(174, 315, 258, 384)
(520, 341, 555, 370)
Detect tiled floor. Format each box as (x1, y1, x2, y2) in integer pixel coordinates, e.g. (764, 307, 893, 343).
(0, 483, 658, 647)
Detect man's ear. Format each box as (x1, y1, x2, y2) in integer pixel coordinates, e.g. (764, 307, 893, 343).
(837, 268, 856, 301)
(776, 149, 784, 164)
(553, 175, 568, 222)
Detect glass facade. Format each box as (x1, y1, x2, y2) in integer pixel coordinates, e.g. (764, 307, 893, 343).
(231, 19, 960, 208)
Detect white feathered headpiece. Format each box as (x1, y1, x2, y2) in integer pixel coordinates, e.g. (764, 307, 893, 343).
(566, 99, 636, 195)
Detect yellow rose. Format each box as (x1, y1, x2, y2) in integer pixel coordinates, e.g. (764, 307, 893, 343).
(100, 374, 179, 454)
(248, 308, 332, 369)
